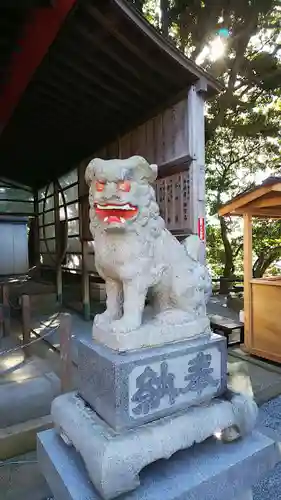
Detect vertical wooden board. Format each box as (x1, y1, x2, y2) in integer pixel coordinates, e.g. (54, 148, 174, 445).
(155, 170, 191, 233)
(174, 99, 188, 160)
(145, 118, 156, 163)
(99, 147, 107, 159)
(79, 196, 92, 241)
(162, 107, 175, 164)
(130, 127, 140, 156)
(154, 113, 165, 166)
(165, 177, 174, 230)
(182, 170, 190, 228)
(129, 127, 136, 156)
(243, 213, 253, 350)
(78, 161, 88, 198)
(107, 140, 119, 159)
(155, 178, 166, 221)
(119, 132, 132, 158)
(138, 124, 147, 158)
(173, 174, 182, 229)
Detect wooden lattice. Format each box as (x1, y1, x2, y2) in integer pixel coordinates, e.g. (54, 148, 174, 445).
(155, 170, 190, 234)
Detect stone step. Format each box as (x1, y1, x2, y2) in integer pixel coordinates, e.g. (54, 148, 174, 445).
(37, 428, 281, 500)
(0, 415, 53, 460)
(0, 369, 60, 429)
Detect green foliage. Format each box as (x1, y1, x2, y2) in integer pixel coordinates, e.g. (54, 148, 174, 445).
(252, 219, 281, 277)
(129, 0, 281, 278)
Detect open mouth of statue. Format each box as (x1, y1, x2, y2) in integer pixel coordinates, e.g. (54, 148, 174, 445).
(94, 203, 138, 224)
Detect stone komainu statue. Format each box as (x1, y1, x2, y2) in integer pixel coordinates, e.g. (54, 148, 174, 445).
(85, 156, 211, 335)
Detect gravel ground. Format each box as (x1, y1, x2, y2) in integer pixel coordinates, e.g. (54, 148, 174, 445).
(254, 396, 281, 500)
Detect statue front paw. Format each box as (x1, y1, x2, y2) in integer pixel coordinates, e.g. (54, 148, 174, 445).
(220, 425, 241, 443)
(110, 316, 141, 333)
(94, 310, 119, 327)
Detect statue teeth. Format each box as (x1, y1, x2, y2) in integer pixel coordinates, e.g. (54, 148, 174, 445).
(97, 204, 132, 210)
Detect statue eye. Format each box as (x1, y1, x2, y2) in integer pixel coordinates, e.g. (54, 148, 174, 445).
(118, 180, 131, 192)
(95, 180, 105, 192)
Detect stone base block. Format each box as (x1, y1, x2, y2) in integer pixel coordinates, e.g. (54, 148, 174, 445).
(78, 333, 227, 430)
(37, 425, 280, 500)
(50, 390, 258, 500)
(92, 313, 211, 351)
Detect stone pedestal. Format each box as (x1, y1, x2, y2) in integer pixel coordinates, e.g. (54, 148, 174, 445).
(37, 427, 281, 500)
(92, 314, 211, 351)
(78, 334, 227, 430)
(50, 390, 258, 500)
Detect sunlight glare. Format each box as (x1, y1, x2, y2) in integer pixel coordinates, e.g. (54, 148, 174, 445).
(209, 37, 225, 61)
(196, 36, 226, 65)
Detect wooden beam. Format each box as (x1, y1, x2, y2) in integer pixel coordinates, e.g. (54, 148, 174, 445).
(243, 214, 253, 352)
(243, 207, 281, 218)
(247, 195, 281, 209)
(82, 241, 90, 321)
(36, 69, 132, 114)
(99, 0, 222, 94)
(33, 191, 40, 268)
(54, 182, 62, 305)
(56, 38, 156, 102)
(51, 53, 143, 109)
(74, 22, 166, 96)
(86, 4, 180, 84)
(187, 85, 206, 262)
(218, 184, 281, 217)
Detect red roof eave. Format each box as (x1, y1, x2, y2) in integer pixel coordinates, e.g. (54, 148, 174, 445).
(0, 0, 76, 132)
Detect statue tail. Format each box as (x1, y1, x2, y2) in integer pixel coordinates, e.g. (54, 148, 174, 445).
(182, 235, 212, 303)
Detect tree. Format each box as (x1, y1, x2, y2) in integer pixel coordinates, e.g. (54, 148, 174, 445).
(205, 126, 280, 277)
(130, 1, 281, 278)
(252, 219, 281, 277)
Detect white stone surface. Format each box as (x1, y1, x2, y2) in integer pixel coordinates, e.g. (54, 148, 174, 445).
(92, 315, 210, 351)
(128, 344, 222, 418)
(237, 491, 253, 500)
(51, 391, 258, 500)
(85, 156, 212, 350)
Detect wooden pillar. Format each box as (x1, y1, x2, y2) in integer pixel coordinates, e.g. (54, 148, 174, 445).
(82, 240, 90, 321)
(243, 213, 253, 350)
(33, 191, 40, 269)
(2, 285, 10, 337)
(54, 181, 62, 305)
(22, 294, 31, 355)
(59, 313, 72, 393)
(187, 80, 207, 263)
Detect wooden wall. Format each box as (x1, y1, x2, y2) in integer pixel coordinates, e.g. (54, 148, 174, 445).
(79, 98, 191, 241)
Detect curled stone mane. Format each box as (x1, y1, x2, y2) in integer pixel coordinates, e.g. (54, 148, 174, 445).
(89, 183, 165, 239)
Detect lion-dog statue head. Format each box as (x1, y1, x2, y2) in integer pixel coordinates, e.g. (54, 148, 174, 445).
(85, 156, 164, 238)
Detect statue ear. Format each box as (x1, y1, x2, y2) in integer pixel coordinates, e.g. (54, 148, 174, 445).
(85, 159, 96, 186)
(131, 156, 158, 184)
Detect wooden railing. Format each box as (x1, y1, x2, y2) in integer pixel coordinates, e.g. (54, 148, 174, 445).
(212, 277, 244, 295)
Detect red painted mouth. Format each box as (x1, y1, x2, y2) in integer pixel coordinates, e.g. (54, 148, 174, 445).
(94, 203, 138, 224)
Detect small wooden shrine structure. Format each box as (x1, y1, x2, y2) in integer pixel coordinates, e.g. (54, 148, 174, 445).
(219, 176, 281, 363)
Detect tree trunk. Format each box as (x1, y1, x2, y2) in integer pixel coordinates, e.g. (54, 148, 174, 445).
(219, 216, 234, 293)
(253, 246, 281, 278)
